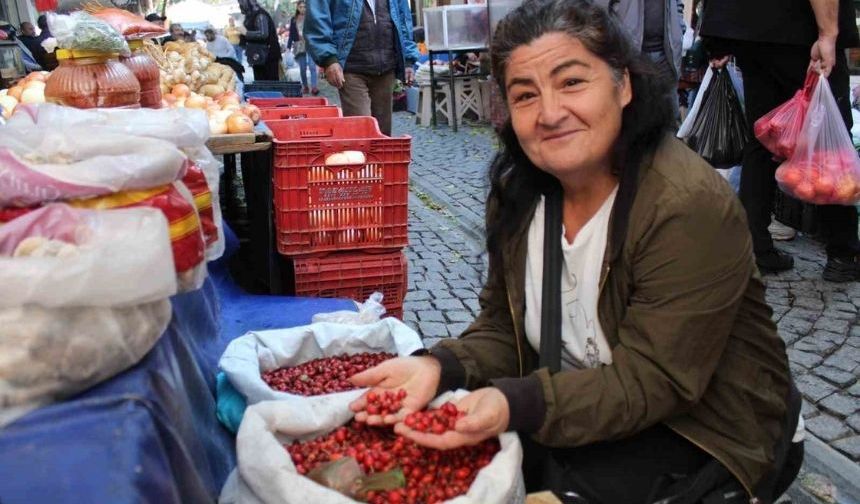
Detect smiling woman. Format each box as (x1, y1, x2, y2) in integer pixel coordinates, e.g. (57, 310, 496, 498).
(344, 1, 804, 502)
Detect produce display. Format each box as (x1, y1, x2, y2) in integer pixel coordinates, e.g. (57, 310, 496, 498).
(261, 352, 396, 396)
(0, 72, 48, 118)
(285, 418, 500, 504)
(141, 40, 236, 98)
(160, 85, 260, 135)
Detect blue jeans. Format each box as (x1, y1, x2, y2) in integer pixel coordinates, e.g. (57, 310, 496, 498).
(297, 52, 318, 89)
(233, 44, 244, 65)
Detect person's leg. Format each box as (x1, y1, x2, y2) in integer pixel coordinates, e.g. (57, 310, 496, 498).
(820, 52, 860, 255)
(308, 55, 319, 90)
(818, 51, 860, 280)
(523, 424, 715, 502)
(734, 43, 808, 271)
(644, 50, 680, 121)
(339, 73, 373, 118)
(368, 71, 395, 136)
(297, 52, 309, 90)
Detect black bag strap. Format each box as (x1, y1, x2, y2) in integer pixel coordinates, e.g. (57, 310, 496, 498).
(539, 189, 564, 374)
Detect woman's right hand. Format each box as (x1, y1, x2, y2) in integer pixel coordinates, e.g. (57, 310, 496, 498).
(349, 356, 441, 425)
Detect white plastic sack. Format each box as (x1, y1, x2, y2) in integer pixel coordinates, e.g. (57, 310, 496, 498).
(312, 292, 387, 325)
(8, 104, 210, 150)
(9, 104, 225, 260)
(0, 204, 177, 308)
(220, 391, 525, 504)
(0, 126, 186, 207)
(219, 318, 424, 413)
(678, 66, 713, 139)
(0, 299, 171, 427)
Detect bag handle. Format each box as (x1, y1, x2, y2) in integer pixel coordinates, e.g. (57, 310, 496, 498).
(539, 188, 563, 374)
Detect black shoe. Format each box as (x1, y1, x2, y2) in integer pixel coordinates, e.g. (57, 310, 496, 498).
(823, 256, 860, 282)
(755, 248, 794, 273)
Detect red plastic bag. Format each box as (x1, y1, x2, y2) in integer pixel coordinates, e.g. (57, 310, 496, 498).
(754, 71, 817, 160)
(775, 74, 860, 205)
(90, 8, 168, 40)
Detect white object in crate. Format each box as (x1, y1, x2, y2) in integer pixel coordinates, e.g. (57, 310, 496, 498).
(423, 5, 490, 51)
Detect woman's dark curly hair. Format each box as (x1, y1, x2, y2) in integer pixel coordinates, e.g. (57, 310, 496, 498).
(485, 0, 675, 283)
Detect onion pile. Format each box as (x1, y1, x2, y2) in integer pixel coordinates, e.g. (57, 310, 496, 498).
(161, 85, 261, 135)
(0, 71, 49, 118)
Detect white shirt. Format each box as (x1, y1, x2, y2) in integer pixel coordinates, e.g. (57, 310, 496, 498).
(524, 188, 617, 370)
(207, 35, 236, 59)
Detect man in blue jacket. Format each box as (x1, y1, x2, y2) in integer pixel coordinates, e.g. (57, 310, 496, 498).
(305, 0, 420, 135)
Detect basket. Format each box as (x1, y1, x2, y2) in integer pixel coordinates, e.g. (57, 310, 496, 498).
(249, 96, 330, 108)
(269, 116, 410, 256)
(243, 81, 303, 97)
(292, 250, 407, 319)
(259, 106, 342, 122)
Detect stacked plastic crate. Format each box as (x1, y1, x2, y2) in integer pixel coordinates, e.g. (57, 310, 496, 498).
(254, 97, 410, 319)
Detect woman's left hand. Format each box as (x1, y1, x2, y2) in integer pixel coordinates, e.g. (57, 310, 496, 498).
(394, 387, 510, 450)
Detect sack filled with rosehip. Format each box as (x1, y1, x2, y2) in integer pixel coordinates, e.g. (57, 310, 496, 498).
(220, 390, 525, 504)
(218, 318, 424, 430)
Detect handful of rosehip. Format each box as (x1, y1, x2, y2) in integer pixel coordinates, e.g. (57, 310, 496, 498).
(286, 419, 499, 504)
(261, 352, 396, 396)
(404, 402, 464, 434)
(364, 389, 407, 416)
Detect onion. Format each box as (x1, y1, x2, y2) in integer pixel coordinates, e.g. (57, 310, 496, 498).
(226, 112, 254, 134)
(7, 86, 23, 101)
(185, 93, 207, 109)
(242, 104, 261, 124)
(209, 116, 228, 135)
(20, 86, 45, 104)
(218, 94, 240, 108)
(172, 84, 191, 98)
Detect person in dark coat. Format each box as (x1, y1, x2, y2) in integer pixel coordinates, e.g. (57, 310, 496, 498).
(701, 0, 860, 281)
(239, 0, 281, 81)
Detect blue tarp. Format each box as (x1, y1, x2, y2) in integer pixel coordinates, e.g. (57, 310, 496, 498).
(0, 223, 355, 503)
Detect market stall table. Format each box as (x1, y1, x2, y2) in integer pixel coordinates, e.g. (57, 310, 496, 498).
(0, 223, 355, 504)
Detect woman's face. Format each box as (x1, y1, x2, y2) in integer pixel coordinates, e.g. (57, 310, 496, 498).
(505, 32, 631, 180)
(297, 2, 306, 14)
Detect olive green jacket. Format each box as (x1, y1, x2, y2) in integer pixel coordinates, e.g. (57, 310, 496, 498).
(432, 135, 793, 498)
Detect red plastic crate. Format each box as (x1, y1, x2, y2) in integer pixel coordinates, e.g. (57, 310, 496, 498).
(260, 106, 342, 122)
(249, 97, 330, 108)
(292, 250, 407, 319)
(270, 117, 410, 256)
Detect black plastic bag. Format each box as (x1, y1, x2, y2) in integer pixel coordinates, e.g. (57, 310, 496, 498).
(684, 68, 750, 169)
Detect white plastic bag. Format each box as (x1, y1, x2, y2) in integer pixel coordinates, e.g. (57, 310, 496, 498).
(678, 66, 713, 139)
(312, 292, 387, 325)
(219, 318, 424, 414)
(0, 126, 186, 207)
(220, 391, 525, 504)
(8, 104, 225, 260)
(0, 204, 177, 308)
(0, 204, 176, 426)
(0, 299, 171, 427)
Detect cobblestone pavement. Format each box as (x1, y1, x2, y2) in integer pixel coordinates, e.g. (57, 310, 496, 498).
(391, 112, 860, 466)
